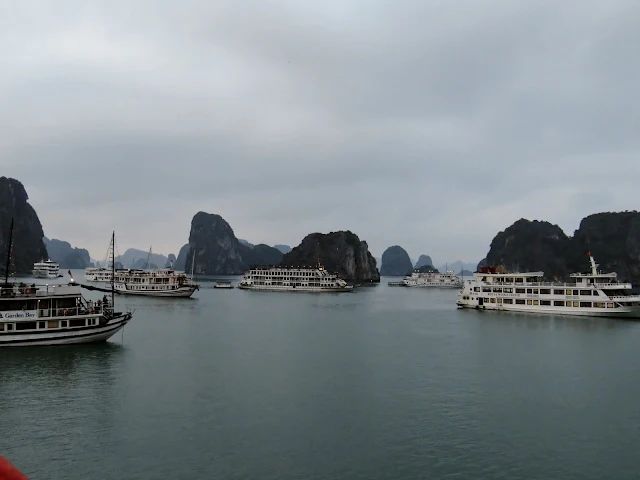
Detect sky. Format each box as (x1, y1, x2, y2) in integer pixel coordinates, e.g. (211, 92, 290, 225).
(2, 0, 639, 266)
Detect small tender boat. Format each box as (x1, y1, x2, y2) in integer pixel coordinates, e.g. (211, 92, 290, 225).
(213, 281, 234, 289)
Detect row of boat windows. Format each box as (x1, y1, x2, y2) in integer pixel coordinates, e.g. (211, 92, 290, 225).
(251, 277, 331, 282)
(487, 277, 612, 284)
(0, 318, 99, 332)
(116, 278, 180, 284)
(463, 297, 617, 308)
(475, 287, 600, 295)
(121, 285, 182, 290)
(250, 271, 328, 277)
(251, 282, 336, 286)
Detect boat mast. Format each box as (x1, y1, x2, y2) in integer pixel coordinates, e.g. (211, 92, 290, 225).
(3, 218, 14, 286)
(111, 230, 115, 309)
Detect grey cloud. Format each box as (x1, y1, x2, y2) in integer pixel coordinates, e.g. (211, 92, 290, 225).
(2, 0, 639, 262)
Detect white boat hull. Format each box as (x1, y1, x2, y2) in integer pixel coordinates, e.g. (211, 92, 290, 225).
(32, 271, 59, 279)
(0, 313, 132, 347)
(403, 282, 461, 288)
(238, 284, 353, 293)
(457, 302, 640, 319)
(115, 284, 197, 297)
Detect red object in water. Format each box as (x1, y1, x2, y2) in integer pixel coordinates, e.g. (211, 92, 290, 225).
(0, 456, 29, 480)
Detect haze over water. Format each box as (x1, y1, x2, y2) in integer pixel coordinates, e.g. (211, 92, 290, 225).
(2, 272, 640, 479)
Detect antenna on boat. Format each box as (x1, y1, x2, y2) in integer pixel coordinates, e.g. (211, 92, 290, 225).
(3, 218, 14, 286)
(588, 250, 598, 275)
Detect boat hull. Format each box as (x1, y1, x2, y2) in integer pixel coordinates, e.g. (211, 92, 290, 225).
(115, 285, 197, 297)
(0, 313, 132, 347)
(238, 284, 353, 293)
(456, 302, 640, 319)
(32, 271, 58, 279)
(403, 283, 461, 288)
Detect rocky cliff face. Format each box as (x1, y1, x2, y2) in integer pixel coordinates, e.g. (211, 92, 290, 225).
(485, 219, 573, 277)
(43, 237, 92, 269)
(484, 212, 640, 282)
(246, 244, 283, 266)
(414, 254, 434, 269)
(0, 177, 48, 275)
(116, 248, 168, 269)
(571, 212, 640, 282)
(281, 231, 380, 283)
(183, 212, 283, 274)
(174, 244, 189, 271)
(380, 245, 413, 276)
(274, 244, 292, 254)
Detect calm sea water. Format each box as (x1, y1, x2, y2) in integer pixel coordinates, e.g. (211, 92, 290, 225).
(2, 272, 640, 479)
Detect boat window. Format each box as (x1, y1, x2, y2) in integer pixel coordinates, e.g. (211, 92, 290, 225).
(579, 302, 592, 308)
(38, 321, 46, 329)
(492, 288, 502, 293)
(573, 301, 580, 307)
(503, 288, 513, 293)
(579, 290, 591, 296)
(526, 289, 533, 294)
(533, 289, 539, 295)
(473, 287, 480, 292)
(607, 303, 615, 308)
(566, 290, 572, 295)
(540, 289, 551, 295)
(70, 319, 85, 328)
(503, 298, 513, 304)
(540, 300, 551, 306)
(594, 302, 605, 308)
(516, 288, 525, 294)
(490, 298, 496, 303)
(527, 300, 532, 305)
(554, 289, 564, 295)
(497, 298, 503, 303)
(6, 323, 13, 331)
(516, 299, 525, 305)
(554, 301, 564, 306)
(533, 300, 539, 305)
(16, 322, 37, 331)
(515, 278, 524, 283)
(48, 321, 58, 328)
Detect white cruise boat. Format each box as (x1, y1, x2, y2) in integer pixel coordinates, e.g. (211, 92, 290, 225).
(238, 264, 353, 292)
(114, 268, 199, 297)
(0, 283, 133, 346)
(1, 224, 132, 346)
(456, 255, 640, 318)
(32, 259, 60, 278)
(402, 269, 462, 288)
(85, 267, 113, 283)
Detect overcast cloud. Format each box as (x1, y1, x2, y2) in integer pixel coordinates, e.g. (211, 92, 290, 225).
(2, 0, 639, 264)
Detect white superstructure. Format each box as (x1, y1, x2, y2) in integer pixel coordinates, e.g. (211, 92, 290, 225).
(84, 267, 113, 283)
(114, 268, 199, 297)
(402, 270, 462, 288)
(32, 260, 60, 278)
(456, 255, 640, 318)
(239, 264, 353, 292)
